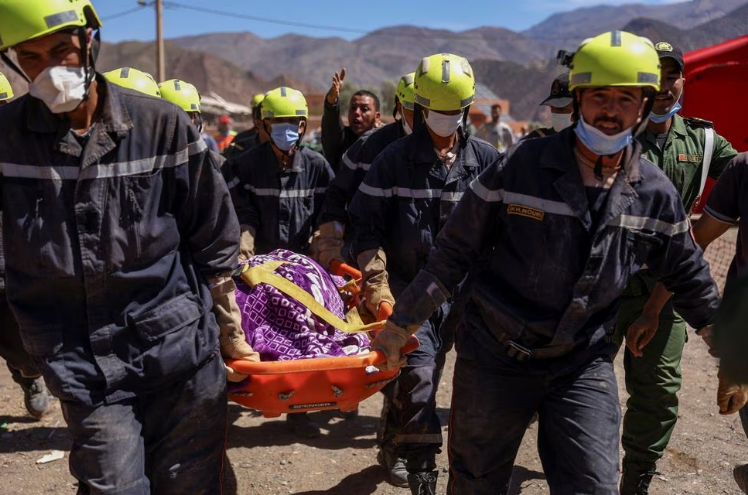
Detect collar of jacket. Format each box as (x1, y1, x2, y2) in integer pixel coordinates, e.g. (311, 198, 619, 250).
(261, 142, 305, 173)
(407, 124, 477, 168)
(539, 126, 642, 184)
(643, 112, 687, 148)
(25, 74, 133, 138)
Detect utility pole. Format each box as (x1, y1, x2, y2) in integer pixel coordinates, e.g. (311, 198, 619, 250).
(138, 1, 166, 80)
(155, 0, 165, 81)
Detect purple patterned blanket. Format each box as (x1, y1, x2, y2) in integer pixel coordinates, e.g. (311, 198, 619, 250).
(235, 249, 370, 361)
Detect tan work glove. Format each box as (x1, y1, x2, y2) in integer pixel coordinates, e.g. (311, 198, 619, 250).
(208, 273, 261, 382)
(238, 225, 256, 263)
(717, 366, 748, 415)
(371, 320, 409, 371)
(357, 248, 395, 318)
(311, 221, 345, 269)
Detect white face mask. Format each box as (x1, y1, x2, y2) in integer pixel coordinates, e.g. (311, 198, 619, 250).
(423, 110, 462, 137)
(551, 112, 573, 132)
(29, 66, 88, 114)
(402, 116, 413, 136)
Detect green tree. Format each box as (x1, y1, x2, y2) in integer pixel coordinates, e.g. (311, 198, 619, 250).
(379, 79, 397, 117)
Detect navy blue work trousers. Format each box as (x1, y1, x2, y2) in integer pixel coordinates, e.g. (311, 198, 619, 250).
(447, 330, 620, 495)
(60, 354, 228, 495)
(382, 300, 456, 472)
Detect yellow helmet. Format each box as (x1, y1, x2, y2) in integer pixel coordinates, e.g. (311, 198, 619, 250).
(569, 31, 660, 92)
(261, 87, 308, 120)
(0, 0, 102, 51)
(251, 93, 265, 108)
(159, 79, 201, 113)
(396, 72, 416, 110)
(0, 71, 13, 101)
(103, 67, 161, 98)
(414, 53, 475, 112)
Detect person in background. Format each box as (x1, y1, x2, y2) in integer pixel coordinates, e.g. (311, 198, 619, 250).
(322, 67, 381, 173)
(476, 103, 514, 151)
(229, 86, 334, 439)
(523, 71, 574, 140)
(159, 78, 219, 153)
(223, 93, 268, 162)
(215, 114, 237, 153)
(0, 69, 52, 420)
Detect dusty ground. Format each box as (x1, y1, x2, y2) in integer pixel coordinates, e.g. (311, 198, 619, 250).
(1, 233, 745, 494)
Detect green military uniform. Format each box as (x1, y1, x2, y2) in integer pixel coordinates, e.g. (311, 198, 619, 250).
(615, 114, 738, 471)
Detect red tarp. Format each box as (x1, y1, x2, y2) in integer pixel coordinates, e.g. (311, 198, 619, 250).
(681, 35, 748, 211)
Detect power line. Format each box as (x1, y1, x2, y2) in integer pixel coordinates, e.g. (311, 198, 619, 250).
(101, 5, 148, 21)
(105, 1, 583, 45)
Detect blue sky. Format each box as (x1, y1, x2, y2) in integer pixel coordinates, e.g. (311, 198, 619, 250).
(94, 0, 687, 43)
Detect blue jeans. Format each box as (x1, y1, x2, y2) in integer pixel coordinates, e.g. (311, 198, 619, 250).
(60, 354, 227, 495)
(447, 330, 620, 495)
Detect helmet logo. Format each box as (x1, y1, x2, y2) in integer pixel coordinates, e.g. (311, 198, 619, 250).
(655, 42, 673, 52)
(551, 80, 561, 96)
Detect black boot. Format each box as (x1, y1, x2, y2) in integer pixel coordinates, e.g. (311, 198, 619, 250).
(407, 471, 438, 495)
(620, 460, 657, 495)
(11, 373, 50, 420)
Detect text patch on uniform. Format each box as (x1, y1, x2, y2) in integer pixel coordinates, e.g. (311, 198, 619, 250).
(678, 153, 702, 163)
(508, 204, 545, 221)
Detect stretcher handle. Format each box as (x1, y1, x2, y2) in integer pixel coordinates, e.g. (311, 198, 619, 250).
(378, 302, 393, 321)
(225, 336, 419, 375)
(330, 260, 362, 280)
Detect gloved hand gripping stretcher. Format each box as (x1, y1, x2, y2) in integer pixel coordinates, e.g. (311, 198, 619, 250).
(225, 250, 418, 417)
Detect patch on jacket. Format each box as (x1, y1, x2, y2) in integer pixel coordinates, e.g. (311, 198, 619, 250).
(507, 204, 544, 221)
(678, 153, 702, 163)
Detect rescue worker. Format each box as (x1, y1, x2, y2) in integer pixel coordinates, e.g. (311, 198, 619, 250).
(215, 114, 237, 152)
(0, 69, 52, 420)
(0, 0, 259, 492)
(475, 103, 514, 151)
(614, 40, 738, 495)
(313, 72, 416, 270)
(369, 31, 738, 494)
(322, 67, 381, 173)
(523, 71, 574, 140)
(349, 53, 499, 493)
(683, 153, 748, 493)
(230, 86, 334, 438)
(103, 66, 161, 98)
(159, 78, 220, 153)
(223, 92, 267, 162)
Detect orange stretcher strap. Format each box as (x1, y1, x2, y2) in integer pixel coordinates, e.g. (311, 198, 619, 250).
(239, 261, 385, 334)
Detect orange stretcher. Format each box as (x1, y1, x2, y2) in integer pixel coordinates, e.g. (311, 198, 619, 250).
(226, 260, 418, 418)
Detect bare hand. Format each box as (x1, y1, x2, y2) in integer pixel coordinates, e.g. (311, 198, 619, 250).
(626, 313, 659, 357)
(326, 68, 346, 105)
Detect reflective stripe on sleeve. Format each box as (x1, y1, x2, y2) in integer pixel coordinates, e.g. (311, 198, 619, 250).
(469, 178, 503, 202)
(609, 214, 690, 237)
(1, 141, 205, 181)
(243, 185, 322, 198)
(342, 153, 371, 172)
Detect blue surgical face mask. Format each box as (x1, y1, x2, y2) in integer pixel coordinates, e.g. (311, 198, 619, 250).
(270, 122, 300, 151)
(574, 117, 633, 156)
(649, 101, 681, 124)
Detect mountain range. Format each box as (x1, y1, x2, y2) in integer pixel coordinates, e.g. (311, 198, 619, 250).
(2, 0, 747, 122)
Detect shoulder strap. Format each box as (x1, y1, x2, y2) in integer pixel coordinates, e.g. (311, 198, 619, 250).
(240, 261, 384, 334)
(699, 127, 715, 196)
